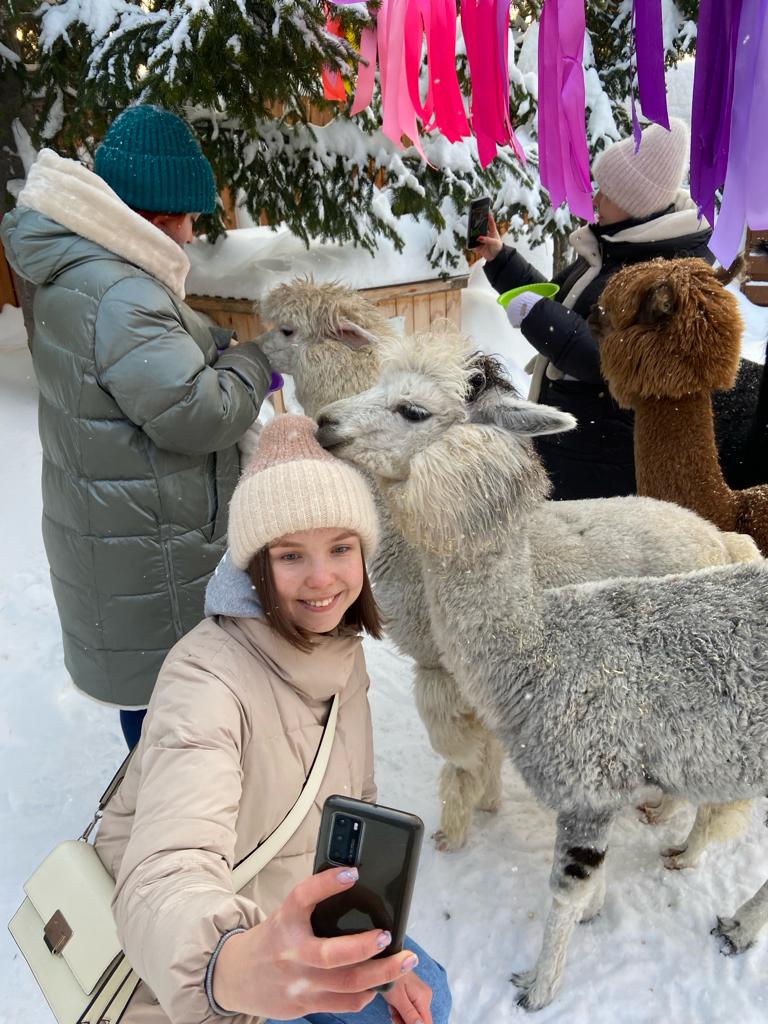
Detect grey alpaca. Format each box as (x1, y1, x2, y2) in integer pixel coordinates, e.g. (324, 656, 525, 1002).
(316, 329, 768, 1011)
(257, 279, 758, 852)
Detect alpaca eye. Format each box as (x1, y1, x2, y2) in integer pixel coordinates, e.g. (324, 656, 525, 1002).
(280, 326, 295, 338)
(395, 403, 432, 422)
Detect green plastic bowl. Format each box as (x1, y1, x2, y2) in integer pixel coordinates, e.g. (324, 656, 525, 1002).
(496, 282, 560, 309)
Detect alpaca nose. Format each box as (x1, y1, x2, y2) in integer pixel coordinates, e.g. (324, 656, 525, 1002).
(316, 414, 343, 450)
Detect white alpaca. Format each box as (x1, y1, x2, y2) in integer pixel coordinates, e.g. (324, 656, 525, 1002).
(316, 328, 768, 1011)
(257, 281, 759, 851)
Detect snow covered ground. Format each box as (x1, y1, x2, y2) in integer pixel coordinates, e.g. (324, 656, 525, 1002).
(1, 284, 768, 1024)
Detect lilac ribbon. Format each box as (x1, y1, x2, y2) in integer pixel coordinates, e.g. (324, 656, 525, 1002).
(633, 0, 669, 132)
(537, 0, 593, 221)
(689, 0, 742, 227)
(710, 0, 768, 267)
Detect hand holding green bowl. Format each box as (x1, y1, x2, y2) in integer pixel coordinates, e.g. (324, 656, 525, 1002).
(496, 282, 560, 308)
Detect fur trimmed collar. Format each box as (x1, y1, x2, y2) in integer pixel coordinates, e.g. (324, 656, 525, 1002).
(17, 149, 190, 298)
(569, 191, 709, 270)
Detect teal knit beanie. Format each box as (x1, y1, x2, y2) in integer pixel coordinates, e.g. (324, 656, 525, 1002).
(94, 105, 217, 214)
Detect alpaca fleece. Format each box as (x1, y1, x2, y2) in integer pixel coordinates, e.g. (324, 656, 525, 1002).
(262, 286, 761, 851)
(599, 257, 768, 556)
(315, 327, 768, 1011)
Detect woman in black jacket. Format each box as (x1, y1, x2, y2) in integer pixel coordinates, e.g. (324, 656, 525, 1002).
(478, 118, 712, 500)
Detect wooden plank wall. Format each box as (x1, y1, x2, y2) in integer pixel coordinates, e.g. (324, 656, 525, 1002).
(187, 277, 467, 342)
(743, 229, 768, 307)
(0, 238, 19, 307)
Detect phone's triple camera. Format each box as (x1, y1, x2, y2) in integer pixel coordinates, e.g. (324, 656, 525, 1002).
(329, 813, 362, 866)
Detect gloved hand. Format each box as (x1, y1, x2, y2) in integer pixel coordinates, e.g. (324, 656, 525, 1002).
(268, 371, 285, 393)
(505, 291, 544, 328)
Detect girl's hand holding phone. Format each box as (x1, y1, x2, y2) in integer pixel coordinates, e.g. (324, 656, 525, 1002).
(211, 866, 423, 1019)
(384, 968, 434, 1024)
(474, 215, 503, 262)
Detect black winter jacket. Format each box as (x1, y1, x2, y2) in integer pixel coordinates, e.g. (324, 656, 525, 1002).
(484, 203, 713, 500)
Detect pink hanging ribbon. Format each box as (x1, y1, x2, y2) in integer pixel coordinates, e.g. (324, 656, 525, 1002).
(537, 0, 593, 221)
(331, 0, 525, 168)
(462, 0, 525, 167)
(709, 0, 768, 267)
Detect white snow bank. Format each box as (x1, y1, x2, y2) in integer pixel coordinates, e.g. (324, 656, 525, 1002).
(187, 218, 471, 300)
(0, 304, 26, 348)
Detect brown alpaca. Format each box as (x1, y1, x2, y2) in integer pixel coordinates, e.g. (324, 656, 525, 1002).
(596, 257, 768, 556)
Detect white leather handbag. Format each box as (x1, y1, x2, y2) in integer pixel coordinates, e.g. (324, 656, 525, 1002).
(9, 693, 339, 1024)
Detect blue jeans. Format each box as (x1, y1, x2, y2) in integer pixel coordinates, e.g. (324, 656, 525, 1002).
(269, 936, 451, 1024)
(119, 709, 147, 750)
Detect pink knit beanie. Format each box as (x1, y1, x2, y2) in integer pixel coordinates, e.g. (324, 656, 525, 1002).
(228, 415, 379, 569)
(592, 118, 690, 220)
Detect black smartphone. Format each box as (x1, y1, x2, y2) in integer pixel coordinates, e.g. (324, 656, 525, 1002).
(311, 795, 424, 975)
(467, 196, 491, 249)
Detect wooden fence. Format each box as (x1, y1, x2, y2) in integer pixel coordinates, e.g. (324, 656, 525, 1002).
(186, 274, 467, 341)
(0, 238, 18, 307)
(743, 229, 768, 307)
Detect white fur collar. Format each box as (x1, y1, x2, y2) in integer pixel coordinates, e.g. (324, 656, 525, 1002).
(569, 190, 709, 269)
(17, 148, 190, 299)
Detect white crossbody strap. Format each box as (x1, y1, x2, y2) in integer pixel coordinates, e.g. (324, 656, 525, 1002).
(231, 693, 339, 892)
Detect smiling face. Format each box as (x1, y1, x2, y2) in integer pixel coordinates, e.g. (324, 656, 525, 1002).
(267, 527, 365, 635)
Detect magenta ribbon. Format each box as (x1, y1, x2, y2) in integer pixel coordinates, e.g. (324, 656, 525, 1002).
(424, 0, 469, 142)
(537, 0, 593, 221)
(710, 0, 768, 267)
(632, 0, 669, 139)
(462, 0, 525, 167)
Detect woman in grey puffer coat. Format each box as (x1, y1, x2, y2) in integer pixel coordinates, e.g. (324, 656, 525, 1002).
(0, 107, 272, 740)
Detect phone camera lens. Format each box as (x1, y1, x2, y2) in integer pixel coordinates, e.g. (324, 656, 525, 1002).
(337, 817, 348, 826)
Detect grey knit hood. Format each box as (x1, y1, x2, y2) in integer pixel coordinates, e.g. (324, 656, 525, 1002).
(204, 550, 265, 619)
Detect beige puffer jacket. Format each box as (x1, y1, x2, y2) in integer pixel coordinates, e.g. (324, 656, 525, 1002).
(95, 613, 376, 1024)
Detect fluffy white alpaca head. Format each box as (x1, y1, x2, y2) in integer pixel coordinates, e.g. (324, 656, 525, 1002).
(257, 276, 396, 374)
(317, 327, 576, 555)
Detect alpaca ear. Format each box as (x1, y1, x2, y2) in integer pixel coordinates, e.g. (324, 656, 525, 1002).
(332, 318, 377, 350)
(478, 396, 576, 437)
(640, 283, 676, 323)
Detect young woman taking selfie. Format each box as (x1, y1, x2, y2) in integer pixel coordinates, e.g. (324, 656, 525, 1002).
(94, 415, 452, 1024)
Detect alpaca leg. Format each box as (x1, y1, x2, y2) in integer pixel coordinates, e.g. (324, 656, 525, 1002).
(713, 879, 768, 955)
(435, 761, 486, 851)
(478, 734, 505, 813)
(512, 810, 614, 1011)
(413, 664, 493, 851)
(663, 801, 752, 870)
(637, 792, 685, 825)
(579, 870, 607, 924)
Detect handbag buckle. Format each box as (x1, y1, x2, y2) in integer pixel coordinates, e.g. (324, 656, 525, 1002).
(79, 809, 103, 843)
(43, 909, 72, 955)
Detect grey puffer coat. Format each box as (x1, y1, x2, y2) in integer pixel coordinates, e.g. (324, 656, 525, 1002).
(1, 150, 272, 707)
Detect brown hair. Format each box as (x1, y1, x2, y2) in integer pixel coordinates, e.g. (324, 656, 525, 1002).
(248, 547, 383, 653)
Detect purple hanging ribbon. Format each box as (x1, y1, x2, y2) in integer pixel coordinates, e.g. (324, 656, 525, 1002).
(710, 0, 768, 267)
(537, 0, 593, 221)
(633, 0, 669, 137)
(689, 0, 742, 228)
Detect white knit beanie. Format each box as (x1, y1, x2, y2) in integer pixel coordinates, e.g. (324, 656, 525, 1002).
(592, 118, 690, 220)
(228, 414, 379, 569)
